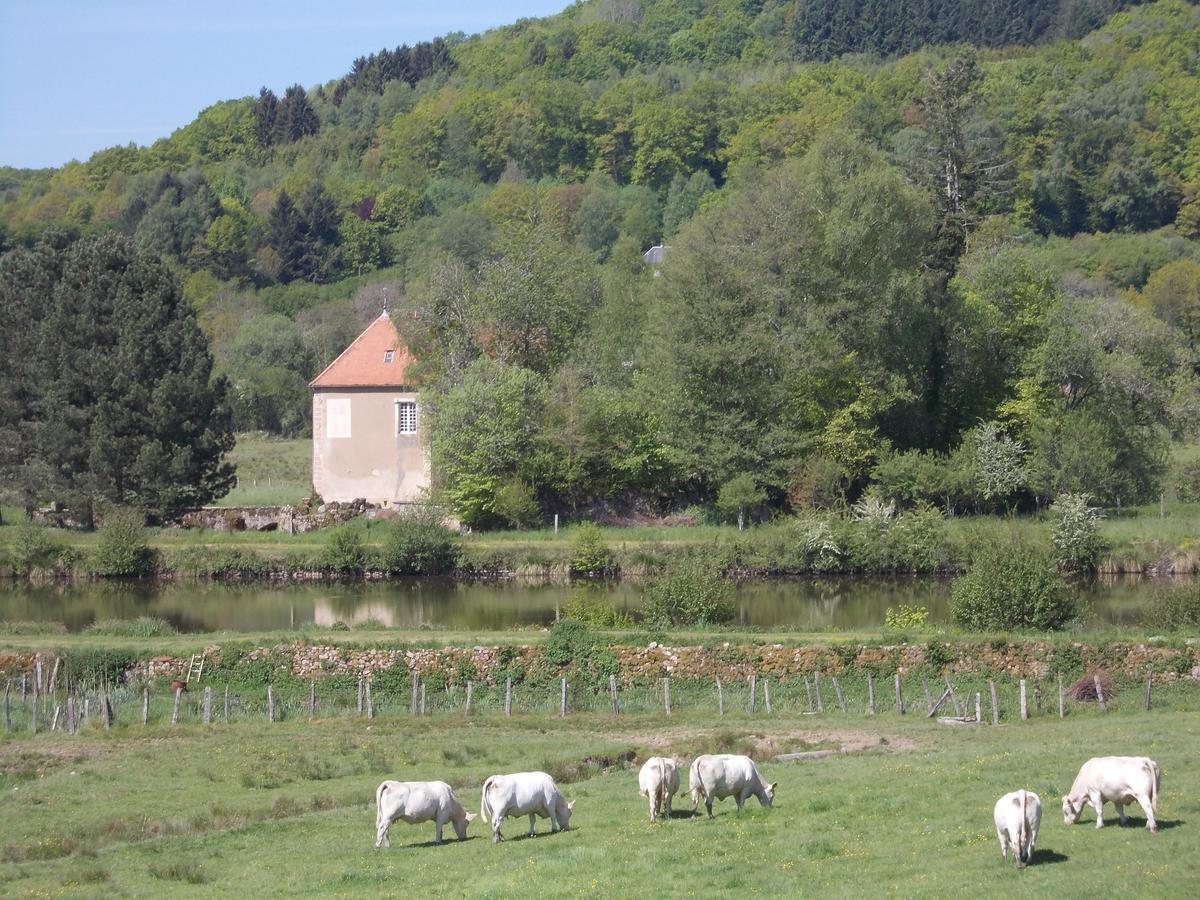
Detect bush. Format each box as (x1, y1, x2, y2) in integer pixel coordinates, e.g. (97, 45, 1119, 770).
(543, 619, 595, 667)
(321, 523, 373, 575)
(91, 508, 156, 577)
(641, 562, 735, 628)
(493, 478, 541, 529)
(9, 522, 66, 575)
(562, 586, 633, 627)
(1050, 493, 1106, 574)
(1146, 583, 1200, 631)
(885, 604, 929, 630)
(1174, 460, 1200, 502)
(569, 522, 615, 577)
(84, 616, 178, 637)
(380, 507, 461, 575)
(951, 546, 1076, 631)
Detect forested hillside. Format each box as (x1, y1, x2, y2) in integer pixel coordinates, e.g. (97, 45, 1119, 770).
(2, 0, 1199, 525)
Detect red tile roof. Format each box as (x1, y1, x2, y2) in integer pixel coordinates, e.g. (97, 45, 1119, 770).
(309, 312, 416, 388)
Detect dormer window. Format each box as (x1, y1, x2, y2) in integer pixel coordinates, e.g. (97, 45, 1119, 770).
(384, 350, 395, 363)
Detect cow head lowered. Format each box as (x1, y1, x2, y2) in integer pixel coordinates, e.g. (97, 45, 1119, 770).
(762, 782, 778, 807)
(558, 799, 576, 830)
(455, 811, 478, 840)
(1062, 795, 1082, 825)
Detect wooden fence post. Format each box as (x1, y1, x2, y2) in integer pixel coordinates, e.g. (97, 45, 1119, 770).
(803, 676, 813, 711)
(813, 672, 824, 713)
(1057, 675, 1065, 719)
(609, 675, 619, 715)
(764, 679, 772, 715)
(867, 672, 876, 715)
(560, 677, 567, 717)
(749, 675, 757, 714)
(224, 685, 230, 724)
(357, 677, 364, 714)
(366, 678, 374, 720)
(21, 672, 27, 702)
(926, 688, 953, 718)
(31, 681, 38, 734)
(921, 676, 933, 715)
(894, 674, 905, 715)
(172, 686, 182, 726)
(465, 681, 474, 716)
(975, 692, 982, 723)
(1093, 674, 1107, 713)
(832, 676, 847, 713)
(3, 680, 9, 733)
(308, 683, 316, 720)
(1019, 679, 1028, 721)
(1144, 669, 1152, 711)
(420, 682, 426, 716)
(141, 687, 149, 726)
(988, 680, 1000, 725)
(51, 705, 61, 731)
(505, 677, 512, 717)
(716, 676, 725, 716)
(203, 687, 213, 725)
(66, 696, 75, 734)
(411, 674, 419, 716)
(267, 685, 275, 722)
(944, 675, 962, 717)
(663, 677, 671, 715)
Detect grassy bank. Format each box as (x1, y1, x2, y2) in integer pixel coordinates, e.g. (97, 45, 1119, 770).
(0, 703, 1197, 896)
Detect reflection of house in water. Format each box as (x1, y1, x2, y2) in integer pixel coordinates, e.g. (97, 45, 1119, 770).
(313, 597, 434, 629)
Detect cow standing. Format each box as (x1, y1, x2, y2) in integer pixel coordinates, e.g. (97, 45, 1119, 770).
(480, 771, 575, 843)
(638, 757, 680, 822)
(375, 780, 476, 848)
(1062, 756, 1161, 832)
(993, 789, 1041, 868)
(689, 754, 776, 818)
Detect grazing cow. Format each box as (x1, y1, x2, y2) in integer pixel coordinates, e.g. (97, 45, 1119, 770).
(993, 790, 1041, 868)
(1062, 756, 1161, 832)
(480, 771, 575, 844)
(638, 757, 680, 822)
(689, 754, 776, 818)
(375, 780, 476, 848)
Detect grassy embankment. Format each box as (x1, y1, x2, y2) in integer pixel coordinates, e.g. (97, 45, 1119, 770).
(0, 700, 1197, 897)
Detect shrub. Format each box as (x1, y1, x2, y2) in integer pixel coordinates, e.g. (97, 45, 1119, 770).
(889, 503, 948, 571)
(84, 616, 178, 637)
(380, 506, 461, 575)
(1050, 493, 1106, 574)
(544, 620, 594, 667)
(562, 586, 634, 627)
(885, 604, 929, 630)
(716, 473, 765, 529)
(493, 478, 541, 529)
(951, 546, 1076, 631)
(569, 522, 615, 577)
(1146, 583, 1200, 631)
(91, 508, 156, 577)
(321, 523, 372, 575)
(1175, 460, 1200, 502)
(641, 562, 735, 628)
(9, 522, 66, 575)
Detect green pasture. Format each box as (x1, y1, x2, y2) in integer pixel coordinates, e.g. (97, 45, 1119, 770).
(0, 696, 1198, 897)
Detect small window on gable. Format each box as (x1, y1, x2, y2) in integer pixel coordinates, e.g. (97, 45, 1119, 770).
(395, 399, 417, 435)
(384, 349, 394, 363)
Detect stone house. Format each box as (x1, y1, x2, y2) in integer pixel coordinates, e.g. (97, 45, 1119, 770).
(309, 311, 429, 506)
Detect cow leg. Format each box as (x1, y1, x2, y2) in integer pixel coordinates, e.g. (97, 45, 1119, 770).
(1089, 791, 1105, 829)
(706, 796, 714, 818)
(528, 813, 537, 837)
(435, 820, 443, 845)
(649, 793, 657, 822)
(664, 791, 672, 819)
(375, 814, 391, 849)
(1135, 793, 1157, 832)
(997, 829, 1009, 861)
(492, 811, 504, 844)
(1114, 802, 1127, 826)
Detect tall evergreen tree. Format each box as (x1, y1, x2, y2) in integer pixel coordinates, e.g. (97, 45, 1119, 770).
(3, 234, 235, 520)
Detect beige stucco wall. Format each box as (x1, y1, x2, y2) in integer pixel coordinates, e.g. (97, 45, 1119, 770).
(311, 388, 430, 506)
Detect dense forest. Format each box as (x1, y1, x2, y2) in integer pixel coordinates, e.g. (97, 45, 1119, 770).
(1, 0, 1199, 525)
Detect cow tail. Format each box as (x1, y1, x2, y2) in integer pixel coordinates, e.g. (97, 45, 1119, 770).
(1017, 790, 1028, 865)
(655, 758, 666, 816)
(480, 776, 496, 825)
(1150, 762, 1160, 812)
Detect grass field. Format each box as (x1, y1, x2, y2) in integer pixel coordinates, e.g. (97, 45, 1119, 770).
(0, 701, 1197, 898)
(218, 432, 313, 507)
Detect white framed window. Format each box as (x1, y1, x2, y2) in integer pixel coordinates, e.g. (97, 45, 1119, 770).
(395, 399, 418, 435)
(326, 399, 352, 438)
(384, 349, 394, 363)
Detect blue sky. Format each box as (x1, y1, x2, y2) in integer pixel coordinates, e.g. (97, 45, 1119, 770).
(0, 1, 569, 169)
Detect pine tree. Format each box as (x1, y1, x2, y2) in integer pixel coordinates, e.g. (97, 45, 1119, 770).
(10, 234, 235, 520)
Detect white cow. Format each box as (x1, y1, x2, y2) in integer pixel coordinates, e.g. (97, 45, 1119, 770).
(375, 780, 476, 848)
(689, 754, 776, 818)
(993, 790, 1041, 868)
(480, 771, 575, 843)
(1062, 756, 1161, 832)
(638, 757, 680, 822)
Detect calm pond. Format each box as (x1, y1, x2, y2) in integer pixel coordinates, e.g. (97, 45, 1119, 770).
(0, 576, 1173, 633)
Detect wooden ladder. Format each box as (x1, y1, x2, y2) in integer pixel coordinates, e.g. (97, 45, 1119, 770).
(186, 653, 205, 684)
